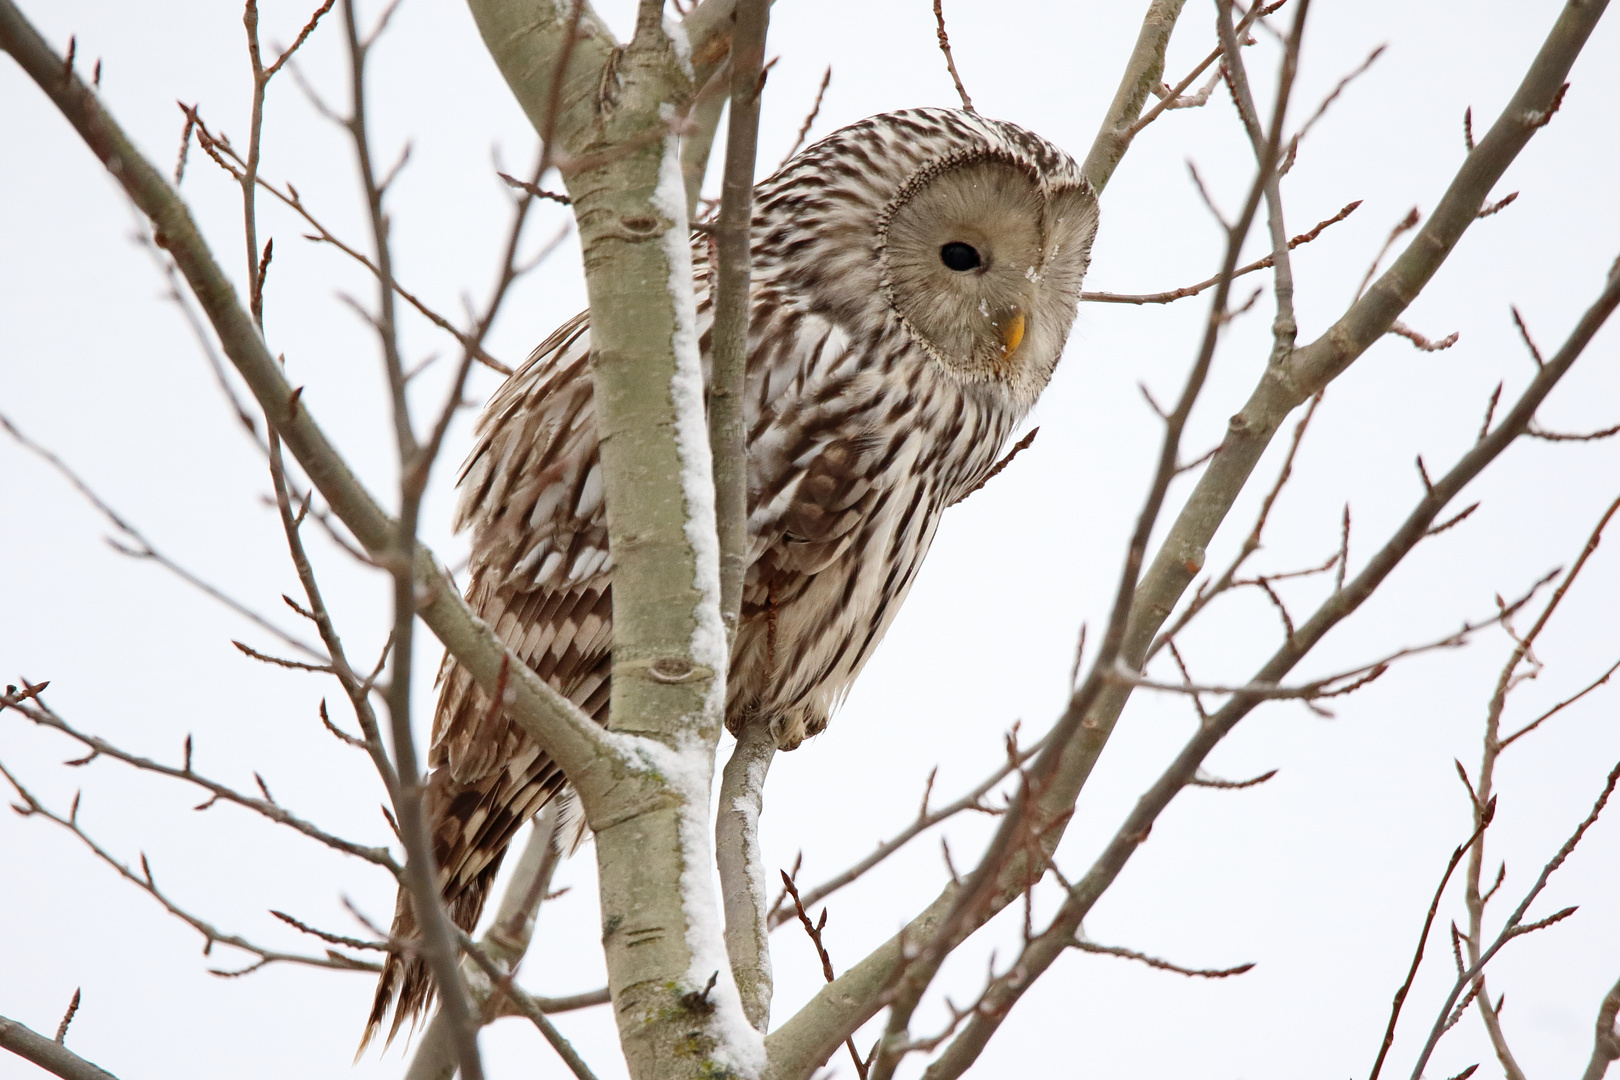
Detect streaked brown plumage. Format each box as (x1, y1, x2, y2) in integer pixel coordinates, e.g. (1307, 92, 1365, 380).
(364, 107, 1098, 1045)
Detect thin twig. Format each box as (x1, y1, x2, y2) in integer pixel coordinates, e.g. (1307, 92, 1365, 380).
(1129, 0, 1288, 135)
(1083, 203, 1361, 306)
(781, 872, 869, 1080)
(1073, 938, 1254, 978)
(454, 929, 601, 1080)
(776, 65, 831, 170)
(952, 428, 1039, 504)
(932, 0, 973, 113)
(53, 989, 80, 1044)
(0, 758, 382, 977)
(1368, 810, 1494, 1080)
(1148, 393, 1324, 662)
(0, 413, 327, 660)
(6, 694, 397, 868)
(767, 735, 1037, 929)
(1409, 758, 1620, 1080)
(1503, 655, 1620, 748)
(1388, 320, 1460, 352)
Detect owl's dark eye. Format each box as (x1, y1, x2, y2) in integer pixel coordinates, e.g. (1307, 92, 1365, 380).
(939, 242, 982, 272)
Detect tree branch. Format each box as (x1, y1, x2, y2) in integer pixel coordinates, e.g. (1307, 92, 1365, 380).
(0, 757, 382, 979)
(6, 695, 397, 869)
(1081, 0, 1190, 192)
(0, 1015, 120, 1080)
(1580, 974, 1620, 1080)
(0, 412, 327, 661)
(1462, 490, 1620, 1080)
(710, 0, 768, 640)
(1080, 200, 1358, 306)
(1410, 755, 1620, 1080)
(766, 735, 1034, 930)
(718, 719, 778, 1029)
(862, 14, 1306, 1079)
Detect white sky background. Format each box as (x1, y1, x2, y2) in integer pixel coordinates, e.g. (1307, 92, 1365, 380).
(2, 0, 1619, 1077)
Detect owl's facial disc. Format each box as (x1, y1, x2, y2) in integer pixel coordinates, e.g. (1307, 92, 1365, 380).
(882, 155, 1098, 392)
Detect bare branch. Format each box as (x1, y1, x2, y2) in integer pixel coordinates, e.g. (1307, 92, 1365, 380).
(454, 929, 601, 1080)
(6, 694, 397, 868)
(1080, 0, 1194, 192)
(1387, 320, 1459, 351)
(1190, 767, 1277, 790)
(709, 0, 770, 639)
(1368, 810, 1494, 1080)
(264, 0, 335, 80)
(1081, 200, 1360, 305)
(1527, 420, 1620, 442)
(1580, 975, 1620, 1080)
(0, 759, 382, 977)
(931, 0, 973, 113)
(718, 717, 777, 1029)
(1218, 0, 1299, 360)
(1409, 757, 1620, 1080)
(952, 428, 1039, 505)
(1355, 206, 1420, 301)
(0, 1014, 120, 1080)
(495, 169, 569, 204)
(1511, 305, 1545, 367)
(1149, 393, 1324, 662)
(0, 413, 326, 661)
(1289, 43, 1385, 148)
(1503, 655, 1620, 749)
(1072, 937, 1254, 978)
(768, 735, 1035, 929)
(178, 103, 515, 376)
(1477, 191, 1519, 218)
(1127, 0, 1287, 137)
(776, 65, 831, 170)
(781, 871, 869, 1080)
(53, 989, 80, 1044)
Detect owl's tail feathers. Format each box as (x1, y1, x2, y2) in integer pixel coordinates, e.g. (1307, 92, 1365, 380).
(357, 857, 505, 1057)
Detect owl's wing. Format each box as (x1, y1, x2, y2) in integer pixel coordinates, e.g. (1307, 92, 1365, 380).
(365, 312, 614, 1046)
(435, 307, 613, 865)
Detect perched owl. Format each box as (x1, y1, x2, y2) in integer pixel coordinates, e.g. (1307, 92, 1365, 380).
(364, 107, 1098, 1044)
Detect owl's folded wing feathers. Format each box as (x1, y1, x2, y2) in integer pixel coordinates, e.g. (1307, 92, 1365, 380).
(363, 312, 615, 1048)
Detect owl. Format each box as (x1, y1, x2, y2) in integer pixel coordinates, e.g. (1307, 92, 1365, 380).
(364, 107, 1099, 1044)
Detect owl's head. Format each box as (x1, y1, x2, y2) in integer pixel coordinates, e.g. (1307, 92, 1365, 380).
(755, 108, 1098, 409)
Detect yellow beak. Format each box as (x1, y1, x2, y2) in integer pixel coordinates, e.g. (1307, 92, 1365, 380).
(999, 309, 1026, 359)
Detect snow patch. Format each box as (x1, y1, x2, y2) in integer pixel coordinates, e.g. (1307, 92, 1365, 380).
(606, 730, 768, 1077)
(651, 117, 729, 701)
(663, 16, 694, 79)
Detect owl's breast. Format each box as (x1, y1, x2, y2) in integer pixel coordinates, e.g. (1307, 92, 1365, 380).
(729, 326, 1019, 748)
